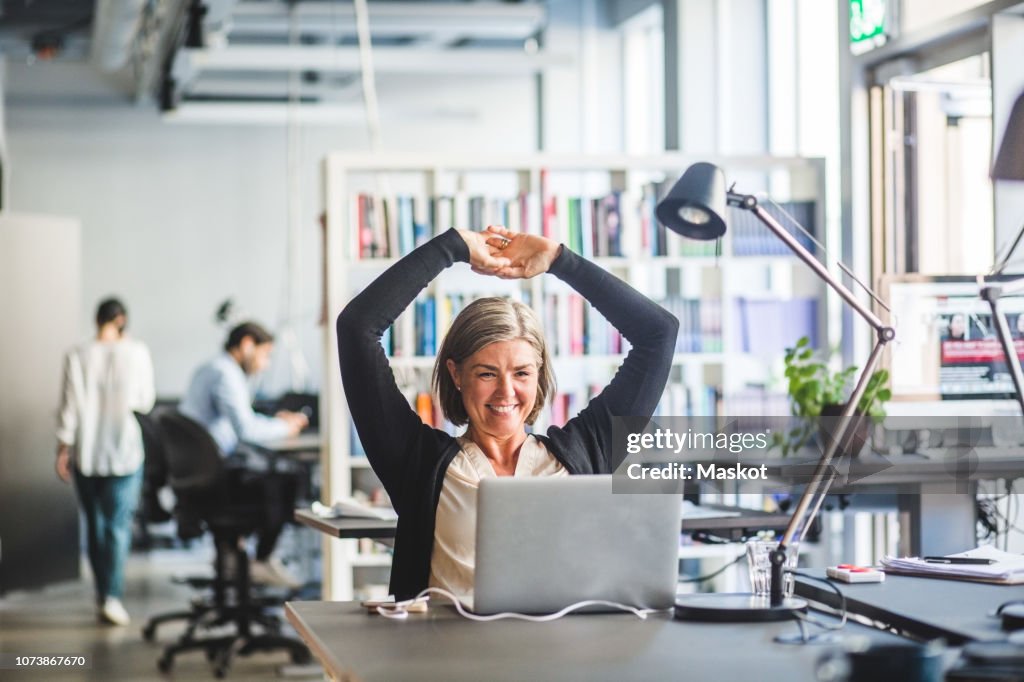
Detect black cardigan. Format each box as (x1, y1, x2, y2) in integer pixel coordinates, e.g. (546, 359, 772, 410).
(336, 228, 679, 599)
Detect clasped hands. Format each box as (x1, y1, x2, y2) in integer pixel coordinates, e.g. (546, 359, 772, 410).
(458, 225, 561, 280)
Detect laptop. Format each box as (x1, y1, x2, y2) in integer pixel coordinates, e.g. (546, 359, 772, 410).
(469, 475, 680, 615)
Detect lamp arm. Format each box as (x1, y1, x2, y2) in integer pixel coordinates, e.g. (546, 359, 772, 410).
(980, 284, 1024, 417)
(791, 338, 889, 543)
(727, 191, 896, 606)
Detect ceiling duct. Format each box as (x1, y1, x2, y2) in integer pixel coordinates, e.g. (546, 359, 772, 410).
(160, 0, 559, 116)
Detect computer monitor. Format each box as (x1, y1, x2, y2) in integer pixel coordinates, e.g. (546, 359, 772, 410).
(880, 274, 1024, 417)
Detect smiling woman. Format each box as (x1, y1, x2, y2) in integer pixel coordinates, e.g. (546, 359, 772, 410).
(436, 299, 554, 463)
(336, 226, 679, 599)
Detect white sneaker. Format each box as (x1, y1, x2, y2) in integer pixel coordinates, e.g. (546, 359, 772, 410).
(250, 557, 303, 589)
(98, 597, 131, 626)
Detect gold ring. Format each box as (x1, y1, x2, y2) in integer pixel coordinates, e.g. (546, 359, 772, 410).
(498, 238, 510, 250)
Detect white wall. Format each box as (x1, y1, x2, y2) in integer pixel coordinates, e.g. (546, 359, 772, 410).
(3, 61, 540, 397)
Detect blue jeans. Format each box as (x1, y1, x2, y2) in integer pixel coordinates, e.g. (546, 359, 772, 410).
(73, 468, 142, 602)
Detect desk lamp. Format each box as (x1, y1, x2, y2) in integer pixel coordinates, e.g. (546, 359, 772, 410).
(656, 163, 896, 621)
(979, 91, 1024, 417)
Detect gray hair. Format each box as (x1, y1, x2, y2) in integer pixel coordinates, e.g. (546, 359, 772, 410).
(432, 297, 555, 426)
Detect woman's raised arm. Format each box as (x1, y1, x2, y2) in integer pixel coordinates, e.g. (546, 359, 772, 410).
(335, 229, 508, 502)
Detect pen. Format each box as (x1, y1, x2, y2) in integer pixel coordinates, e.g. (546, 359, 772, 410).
(922, 556, 996, 565)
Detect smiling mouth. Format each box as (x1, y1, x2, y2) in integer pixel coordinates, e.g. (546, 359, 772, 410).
(487, 404, 519, 414)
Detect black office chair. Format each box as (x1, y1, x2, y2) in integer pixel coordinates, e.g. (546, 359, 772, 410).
(151, 410, 310, 678)
(135, 409, 218, 643)
(134, 408, 175, 546)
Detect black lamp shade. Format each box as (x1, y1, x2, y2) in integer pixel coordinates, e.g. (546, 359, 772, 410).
(655, 162, 728, 241)
(994, 91, 1024, 181)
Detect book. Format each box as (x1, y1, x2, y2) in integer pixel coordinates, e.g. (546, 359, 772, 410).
(312, 499, 398, 522)
(881, 546, 1024, 584)
(415, 392, 433, 425)
(413, 195, 431, 248)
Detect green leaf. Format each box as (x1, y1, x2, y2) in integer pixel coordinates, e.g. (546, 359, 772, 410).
(800, 365, 819, 378)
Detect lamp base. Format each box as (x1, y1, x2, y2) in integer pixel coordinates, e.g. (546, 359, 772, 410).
(673, 593, 807, 622)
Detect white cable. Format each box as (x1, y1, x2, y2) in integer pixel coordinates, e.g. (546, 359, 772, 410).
(375, 587, 667, 622)
(351, 0, 395, 254)
(353, 0, 382, 148)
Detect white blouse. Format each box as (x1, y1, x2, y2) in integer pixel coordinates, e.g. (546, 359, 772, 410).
(56, 338, 155, 476)
(428, 434, 568, 596)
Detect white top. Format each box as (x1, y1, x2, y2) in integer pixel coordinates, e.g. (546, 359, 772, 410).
(428, 434, 568, 596)
(56, 337, 156, 476)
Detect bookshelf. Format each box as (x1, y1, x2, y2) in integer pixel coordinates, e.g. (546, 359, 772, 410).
(320, 153, 830, 599)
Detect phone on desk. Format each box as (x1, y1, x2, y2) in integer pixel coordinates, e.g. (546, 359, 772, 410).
(362, 596, 429, 613)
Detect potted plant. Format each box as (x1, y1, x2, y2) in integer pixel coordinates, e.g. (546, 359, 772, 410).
(773, 336, 891, 457)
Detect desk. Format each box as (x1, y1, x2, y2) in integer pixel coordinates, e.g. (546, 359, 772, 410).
(795, 570, 1024, 644)
(766, 451, 1024, 490)
(680, 503, 792, 540)
(294, 509, 397, 541)
(701, 451, 1024, 556)
(245, 432, 323, 463)
(285, 600, 911, 682)
(295, 504, 785, 541)
(243, 432, 324, 507)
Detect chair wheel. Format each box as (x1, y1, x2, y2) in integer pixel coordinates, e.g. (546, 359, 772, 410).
(142, 624, 156, 641)
(214, 665, 228, 679)
(157, 655, 172, 673)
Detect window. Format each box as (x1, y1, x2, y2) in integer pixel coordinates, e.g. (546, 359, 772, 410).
(871, 54, 994, 275)
(621, 4, 664, 154)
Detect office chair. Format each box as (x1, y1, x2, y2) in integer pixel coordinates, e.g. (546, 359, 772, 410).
(134, 409, 217, 643)
(134, 408, 175, 547)
(151, 410, 310, 678)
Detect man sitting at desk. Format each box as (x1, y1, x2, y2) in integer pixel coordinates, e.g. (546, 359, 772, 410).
(180, 321, 308, 588)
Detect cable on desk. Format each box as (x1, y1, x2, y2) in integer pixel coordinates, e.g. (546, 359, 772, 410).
(375, 587, 669, 623)
(773, 570, 849, 645)
(677, 552, 746, 583)
(977, 479, 1022, 549)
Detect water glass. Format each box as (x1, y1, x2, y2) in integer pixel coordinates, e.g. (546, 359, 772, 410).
(746, 540, 799, 598)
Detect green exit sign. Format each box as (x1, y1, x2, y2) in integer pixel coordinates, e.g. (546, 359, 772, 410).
(850, 0, 886, 44)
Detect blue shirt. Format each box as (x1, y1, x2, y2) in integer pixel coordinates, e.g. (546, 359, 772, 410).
(179, 352, 289, 455)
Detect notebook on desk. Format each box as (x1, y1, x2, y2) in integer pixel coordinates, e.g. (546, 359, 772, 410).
(465, 475, 680, 615)
(881, 546, 1024, 584)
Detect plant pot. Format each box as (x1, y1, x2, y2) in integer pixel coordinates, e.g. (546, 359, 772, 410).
(818, 403, 870, 458)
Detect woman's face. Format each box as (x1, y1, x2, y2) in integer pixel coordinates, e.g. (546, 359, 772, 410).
(448, 339, 540, 440)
